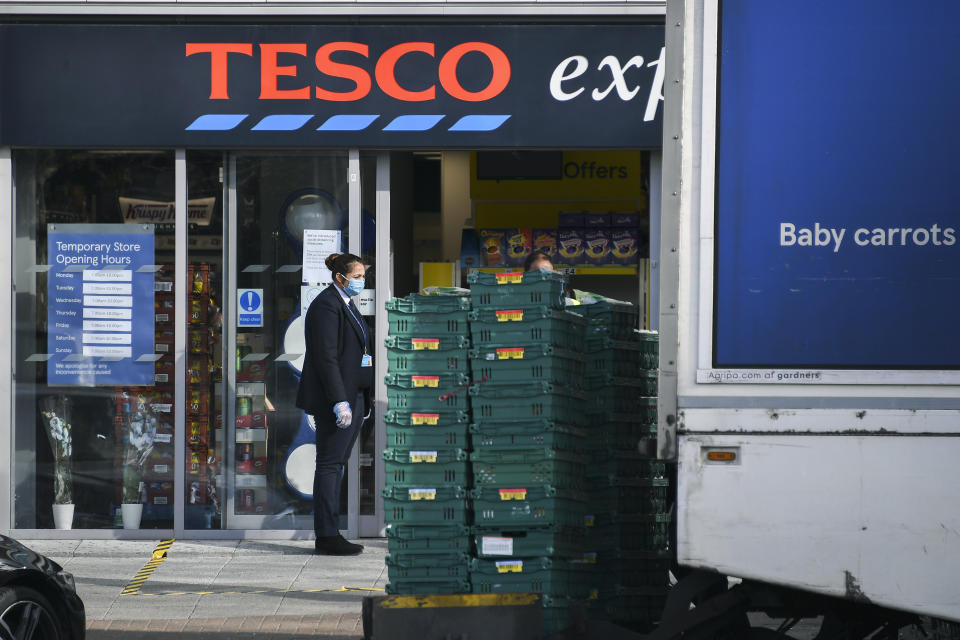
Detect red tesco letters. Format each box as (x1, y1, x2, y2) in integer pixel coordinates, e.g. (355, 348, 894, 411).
(185, 41, 511, 102)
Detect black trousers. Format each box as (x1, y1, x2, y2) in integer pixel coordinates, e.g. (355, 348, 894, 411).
(313, 391, 367, 537)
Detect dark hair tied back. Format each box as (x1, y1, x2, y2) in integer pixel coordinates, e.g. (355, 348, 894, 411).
(325, 252, 363, 276)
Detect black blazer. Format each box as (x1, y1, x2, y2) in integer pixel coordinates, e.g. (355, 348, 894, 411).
(296, 285, 373, 418)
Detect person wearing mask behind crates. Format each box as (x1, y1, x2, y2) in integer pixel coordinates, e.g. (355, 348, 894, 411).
(524, 250, 555, 272)
(297, 252, 372, 555)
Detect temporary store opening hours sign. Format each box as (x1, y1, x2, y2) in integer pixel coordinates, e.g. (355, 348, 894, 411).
(47, 224, 155, 386)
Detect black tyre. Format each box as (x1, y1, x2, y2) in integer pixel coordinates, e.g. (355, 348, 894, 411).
(0, 585, 65, 640)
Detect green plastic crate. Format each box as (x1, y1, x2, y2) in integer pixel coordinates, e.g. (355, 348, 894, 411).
(585, 511, 672, 530)
(471, 485, 587, 528)
(386, 552, 470, 579)
(469, 306, 586, 350)
(585, 389, 657, 415)
(387, 384, 469, 412)
(384, 410, 470, 428)
(467, 270, 567, 309)
(584, 340, 658, 377)
(385, 335, 471, 352)
(578, 300, 640, 339)
(469, 557, 592, 598)
(387, 346, 469, 374)
(385, 372, 470, 389)
(473, 525, 587, 559)
(387, 424, 469, 450)
(470, 420, 587, 451)
(383, 448, 470, 486)
(386, 295, 472, 314)
(388, 312, 470, 338)
(587, 459, 668, 481)
(585, 514, 670, 552)
(386, 524, 471, 555)
(383, 485, 468, 525)
(471, 448, 587, 487)
(469, 345, 586, 388)
(385, 579, 470, 595)
(585, 371, 658, 396)
(469, 384, 588, 425)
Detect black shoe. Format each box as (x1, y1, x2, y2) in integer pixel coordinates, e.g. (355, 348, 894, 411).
(314, 534, 363, 556)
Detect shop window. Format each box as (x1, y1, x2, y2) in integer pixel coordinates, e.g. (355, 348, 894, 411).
(13, 150, 176, 530)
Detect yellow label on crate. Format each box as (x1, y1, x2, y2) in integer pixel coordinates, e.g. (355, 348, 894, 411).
(584, 514, 595, 527)
(412, 338, 440, 351)
(411, 413, 440, 425)
(582, 552, 597, 564)
(495, 272, 524, 285)
(408, 488, 437, 501)
(496, 560, 524, 574)
(412, 376, 440, 388)
(499, 488, 527, 501)
(496, 309, 524, 322)
(497, 347, 525, 360)
(409, 451, 438, 463)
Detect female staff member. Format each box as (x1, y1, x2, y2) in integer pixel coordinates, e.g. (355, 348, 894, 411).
(296, 252, 372, 555)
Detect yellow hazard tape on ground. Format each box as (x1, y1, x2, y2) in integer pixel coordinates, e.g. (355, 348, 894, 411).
(120, 539, 175, 596)
(132, 586, 385, 597)
(380, 593, 539, 609)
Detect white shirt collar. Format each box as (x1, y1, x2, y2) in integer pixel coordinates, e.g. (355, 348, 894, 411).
(334, 283, 352, 306)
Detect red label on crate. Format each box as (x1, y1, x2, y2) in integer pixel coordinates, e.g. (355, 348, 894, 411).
(412, 376, 440, 388)
(495, 272, 523, 284)
(497, 347, 525, 360)
(495, 309, 524, 322)
(498, 488, 527, 501)
(412, 338, 440, 351)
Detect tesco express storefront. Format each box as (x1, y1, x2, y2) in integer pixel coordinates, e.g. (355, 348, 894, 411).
(0, 18, 665, 538)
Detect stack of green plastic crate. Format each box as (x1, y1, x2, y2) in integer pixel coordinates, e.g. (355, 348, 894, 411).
(383, 293, 472, 595)
(466, 269, 593, 634)
(580, 300, 669, 631)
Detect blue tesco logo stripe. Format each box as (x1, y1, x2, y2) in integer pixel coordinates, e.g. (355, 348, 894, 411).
(318, 114, 380, 131)
(186, 114, 512, 132)
(186, 114, 248, 131)
(252, 114, 314, 131)
(448, 115, 511, 132)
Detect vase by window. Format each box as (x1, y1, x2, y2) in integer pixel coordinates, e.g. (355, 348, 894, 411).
(52, 503, 74, 530)
(121, 503, 143, 530)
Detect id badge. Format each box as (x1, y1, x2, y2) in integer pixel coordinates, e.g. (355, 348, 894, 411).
(361, 354, 372, 367)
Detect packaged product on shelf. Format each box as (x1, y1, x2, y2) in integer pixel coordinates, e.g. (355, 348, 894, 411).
(144, 446, 174, 480)
(154, 356, 174, 385)
(479, 229, 506, 266)
(187, 355, 210, 386)
(558, 212, 585, 227)
(146, 481, 174, 506)
(187, 417, 209, 449)
(188, 388, 209, 416)
(610, 229, 640, 265)
(504, 228, 533, 267)
(557, 229, 586, 266)
(610, 212, 639, 228)
(533, 228, 558, 258)
(154, 330, 175, 355)
(155, 294, 174, 326)
(189, 328, 209, 354)
(189, 264, 210, 298)
(189, 297, 208, 324)
(235, 410, 269, 428)
(585, 229, 614, 265)
(584, 213, 612, 227)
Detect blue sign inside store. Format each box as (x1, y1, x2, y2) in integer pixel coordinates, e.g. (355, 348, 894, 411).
(713, 0, 960, 368)
(47, 224, 156, 386)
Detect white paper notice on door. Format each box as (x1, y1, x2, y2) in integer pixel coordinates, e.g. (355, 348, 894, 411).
(302, 230, 341, 285)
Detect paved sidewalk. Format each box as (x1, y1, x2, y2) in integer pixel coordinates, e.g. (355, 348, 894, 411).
(24, 537, 387, 639)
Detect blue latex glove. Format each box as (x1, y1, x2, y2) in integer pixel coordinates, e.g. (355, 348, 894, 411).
(333, 401, 352, 429)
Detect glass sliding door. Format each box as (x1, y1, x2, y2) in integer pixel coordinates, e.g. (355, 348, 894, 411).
(225, 152, 362, 534)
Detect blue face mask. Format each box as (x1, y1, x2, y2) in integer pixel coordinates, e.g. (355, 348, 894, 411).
(343, 277, 364, 297)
